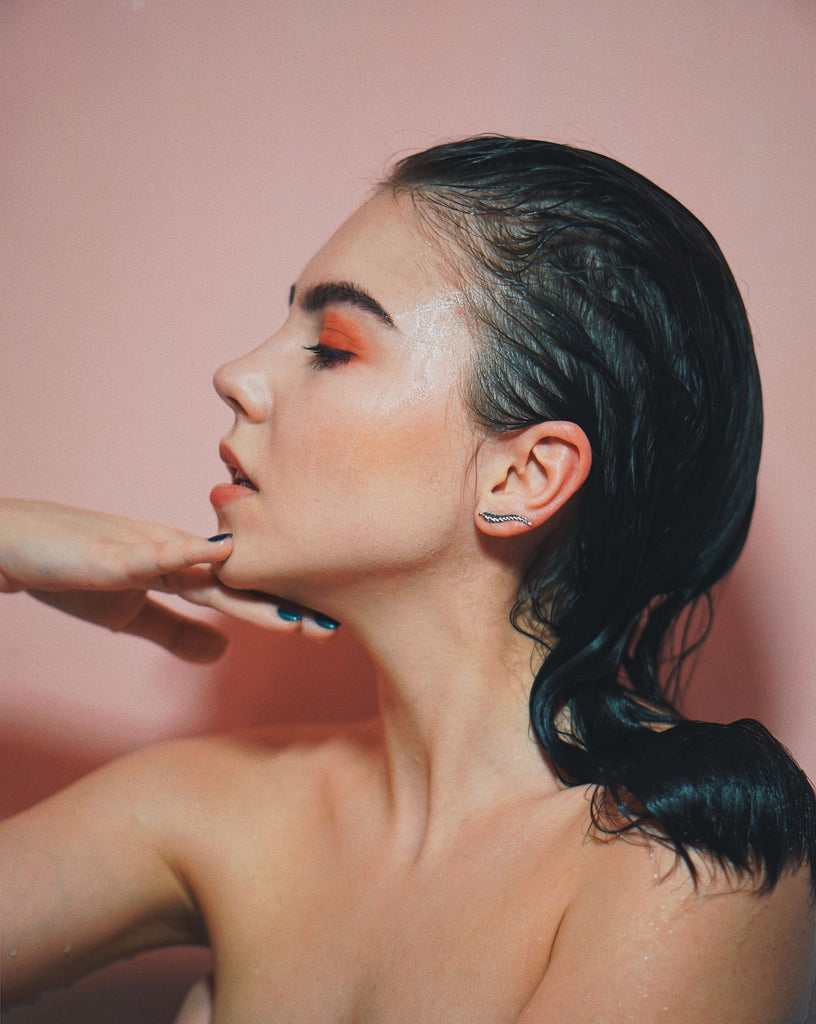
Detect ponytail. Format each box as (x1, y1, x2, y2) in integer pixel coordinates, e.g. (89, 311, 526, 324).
(389, 135, 816, 891)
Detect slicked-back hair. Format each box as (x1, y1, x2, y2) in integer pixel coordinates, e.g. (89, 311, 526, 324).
(387, 136, 816, 892)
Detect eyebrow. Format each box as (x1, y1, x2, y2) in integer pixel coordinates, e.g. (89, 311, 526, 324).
(289, 280, 396, 328)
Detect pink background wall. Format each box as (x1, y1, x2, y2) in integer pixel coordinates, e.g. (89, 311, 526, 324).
(2, 0, 814, 1019)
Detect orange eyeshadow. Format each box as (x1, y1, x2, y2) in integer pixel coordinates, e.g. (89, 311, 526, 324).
(319, 312, 370, 355)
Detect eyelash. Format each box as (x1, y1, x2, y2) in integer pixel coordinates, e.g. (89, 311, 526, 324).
(302, 343, 355, 370)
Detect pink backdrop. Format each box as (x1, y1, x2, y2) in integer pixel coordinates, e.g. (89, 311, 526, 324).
(2, 0, 814, 1019)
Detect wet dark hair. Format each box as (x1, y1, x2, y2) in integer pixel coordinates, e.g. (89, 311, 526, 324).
(388, 135, 816, 893)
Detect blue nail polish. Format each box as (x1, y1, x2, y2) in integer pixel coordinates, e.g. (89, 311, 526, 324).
(208, 533, 232, 542)
(314, 614, 340, 630)
(277, 607, 302, 622)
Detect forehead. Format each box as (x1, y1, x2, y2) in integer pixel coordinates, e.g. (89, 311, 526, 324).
(297, 191, 454, 322)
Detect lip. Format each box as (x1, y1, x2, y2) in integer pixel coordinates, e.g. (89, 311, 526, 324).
(219, 440, 259, 492)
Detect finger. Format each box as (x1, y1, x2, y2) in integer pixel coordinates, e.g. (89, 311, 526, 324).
(123, 598, 229, 662)
(245, 601, 341, 641)
(142, 534, 234, 579)
(94, 534, 234, 590)
(177, 577, 341, 640)
(227, 599, 341, 641)
(154, 567, 341, 640)
(299, 613, 341, 643)
(214, 593, 307, 633)
(160, 569, 293, 628)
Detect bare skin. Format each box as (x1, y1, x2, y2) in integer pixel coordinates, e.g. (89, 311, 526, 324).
(1, 193, 814, 1022)
(3, 722, 813, 1023)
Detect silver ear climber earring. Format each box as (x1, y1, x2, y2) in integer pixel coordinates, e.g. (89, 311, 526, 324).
(479, 512, 533, 527)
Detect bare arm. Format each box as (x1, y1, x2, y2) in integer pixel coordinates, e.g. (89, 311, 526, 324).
(0, 743, 209, 1008)
(0, 498, 338, 1006)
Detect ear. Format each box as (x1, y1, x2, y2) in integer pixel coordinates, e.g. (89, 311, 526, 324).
(475, 421, 592, 536)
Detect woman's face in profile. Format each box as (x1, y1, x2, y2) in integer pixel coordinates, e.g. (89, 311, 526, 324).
(211, 191, 482, 605)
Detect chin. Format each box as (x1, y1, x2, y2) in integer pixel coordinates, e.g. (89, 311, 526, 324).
(213, 550, 282, 596)
(212, 555, 249, 589)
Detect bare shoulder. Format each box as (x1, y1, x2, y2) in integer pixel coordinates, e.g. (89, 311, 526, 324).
(135, 719, 385, 864)
(0, 720, 381, 1007)
(163, 718, 382, 791)
(522, 819, 816, 1024)
(111, 718, 384, 836)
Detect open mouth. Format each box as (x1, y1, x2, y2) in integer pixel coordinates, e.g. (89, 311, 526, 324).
(220, 441, 259, 491)
(229, 465, 258, 491)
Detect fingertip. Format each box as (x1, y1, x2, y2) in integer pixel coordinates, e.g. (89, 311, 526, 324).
(302, 615, 341, 643)
(308, 626, 339, 644)
(201, 533, 233, 562)
(314, 614, 340, 631)
(277, 607, 303, 623)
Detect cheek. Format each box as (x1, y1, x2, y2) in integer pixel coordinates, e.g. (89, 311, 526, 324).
(300, 374, 467, 503)
(275, 396, 465, 575)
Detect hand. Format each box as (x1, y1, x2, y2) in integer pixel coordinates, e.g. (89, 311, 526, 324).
(0, 499, 234, 594)
(0, 500, 339, 660)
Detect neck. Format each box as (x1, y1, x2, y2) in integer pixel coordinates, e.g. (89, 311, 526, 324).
(324, 562, 562, 854)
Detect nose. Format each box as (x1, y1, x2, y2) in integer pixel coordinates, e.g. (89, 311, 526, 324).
(213, 343, 273, 422)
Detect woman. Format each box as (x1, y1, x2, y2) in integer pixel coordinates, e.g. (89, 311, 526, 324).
(2, 136, 815, 1022)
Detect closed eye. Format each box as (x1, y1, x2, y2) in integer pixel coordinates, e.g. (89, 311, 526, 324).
(303, 343, 355, 370)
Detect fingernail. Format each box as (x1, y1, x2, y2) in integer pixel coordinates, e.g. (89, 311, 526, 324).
(208, 533, 232, 542)
(314, 614, 340, 630)
(277, 607, 303, 622)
